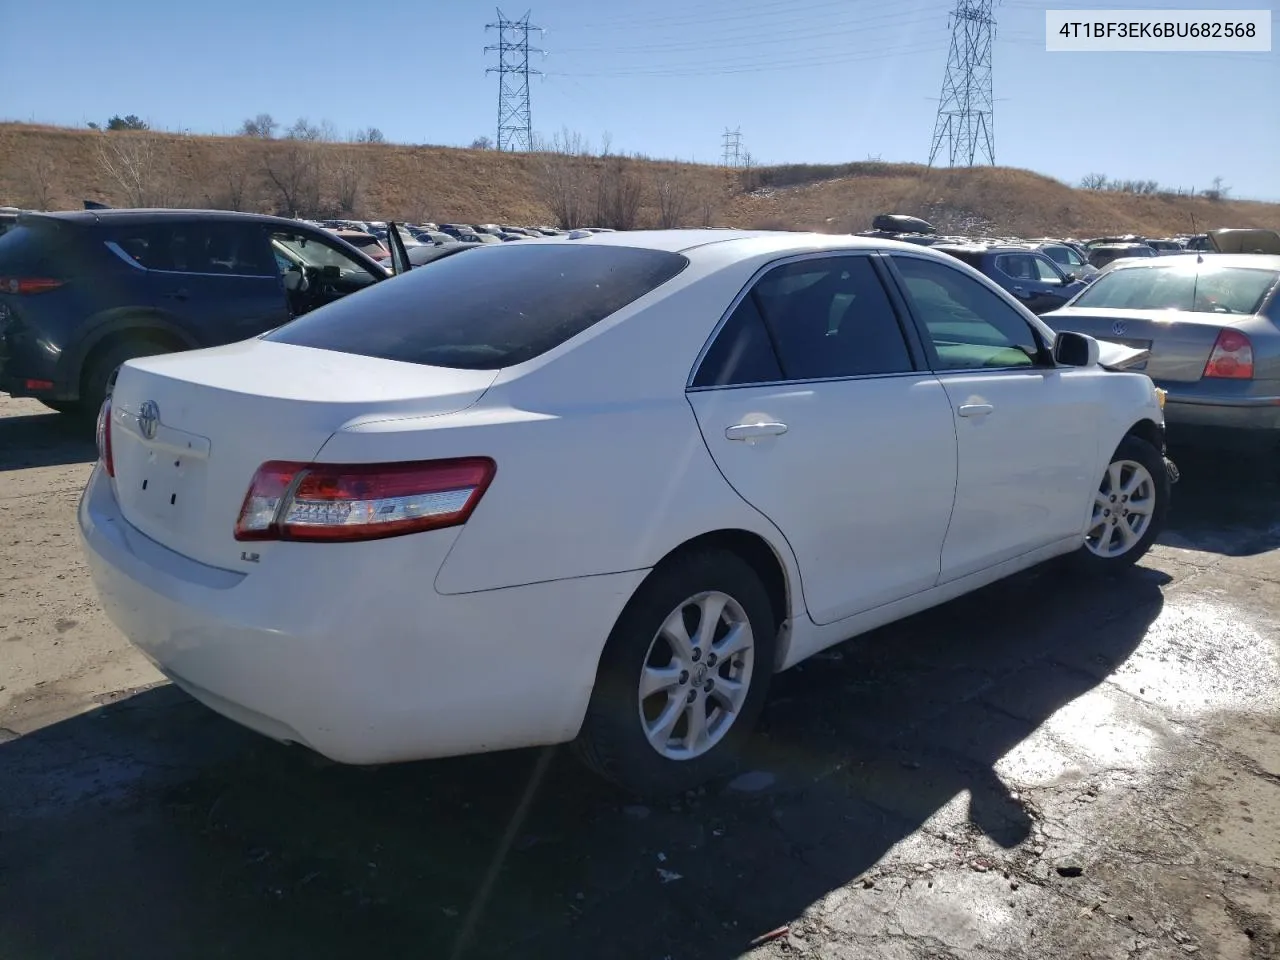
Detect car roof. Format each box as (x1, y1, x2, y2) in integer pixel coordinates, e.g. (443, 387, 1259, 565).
(22, 208, 319, 229)
(554, 228, 960, 257)
(1105, 252, 1280, 271)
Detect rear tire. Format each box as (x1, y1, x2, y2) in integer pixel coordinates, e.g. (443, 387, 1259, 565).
(81, 340, 174, 418)
(1069, 434, 1170, 574)
(574, 548, 777, 798)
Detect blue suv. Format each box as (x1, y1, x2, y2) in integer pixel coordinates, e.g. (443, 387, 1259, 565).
(0, 209, 393, 419)
(931, 243, 1089, 315)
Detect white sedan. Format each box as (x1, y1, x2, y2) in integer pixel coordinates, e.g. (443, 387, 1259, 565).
(78, 230, 1171, 796)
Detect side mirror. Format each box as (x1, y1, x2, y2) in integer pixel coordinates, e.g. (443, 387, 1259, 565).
(1053, 331, 1100, 367)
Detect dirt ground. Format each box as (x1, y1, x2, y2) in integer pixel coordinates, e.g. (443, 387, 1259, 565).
(1, 393, 1277, 960)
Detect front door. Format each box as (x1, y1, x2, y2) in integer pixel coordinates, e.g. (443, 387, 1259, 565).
(887, 253, 1102, 582)
(687, 254, 958, 626)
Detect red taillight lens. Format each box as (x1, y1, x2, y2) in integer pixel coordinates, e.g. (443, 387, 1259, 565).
(1203, 328, 1254, 379)
(95, 398, 115, 477)
(0, 276, 63, 295)
(234, 457, 496, 542)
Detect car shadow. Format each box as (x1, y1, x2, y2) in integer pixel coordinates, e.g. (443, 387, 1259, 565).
(1159, 445, 1280, 557)
(0, 410, 96, 471)
(0, 563, 1167, 960)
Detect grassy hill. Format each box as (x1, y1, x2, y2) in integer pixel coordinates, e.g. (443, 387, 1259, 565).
(1, 122, 1276, 239)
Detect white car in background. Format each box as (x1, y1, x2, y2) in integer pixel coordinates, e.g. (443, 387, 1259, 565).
(79, 231, 1171, 796)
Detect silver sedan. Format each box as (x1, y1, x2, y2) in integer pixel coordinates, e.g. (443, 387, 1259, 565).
(1041, 254, 1280, 450)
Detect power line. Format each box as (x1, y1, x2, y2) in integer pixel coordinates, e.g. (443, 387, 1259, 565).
(546, 40, 944, 78)
(556, 6, 944, 55)
(485, 8, 544, 152)
(928, 0, 996, 168)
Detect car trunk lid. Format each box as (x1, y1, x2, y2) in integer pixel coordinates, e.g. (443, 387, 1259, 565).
(1042, 307, 1241, 382)
(106, 338, 498, 571)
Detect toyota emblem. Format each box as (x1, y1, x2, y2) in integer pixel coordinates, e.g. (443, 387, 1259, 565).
(136, 401, 160, 440)
(1111, 320, 1127, 336)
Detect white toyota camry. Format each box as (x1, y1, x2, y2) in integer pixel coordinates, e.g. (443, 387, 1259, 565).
(79, 230, 1172, 795)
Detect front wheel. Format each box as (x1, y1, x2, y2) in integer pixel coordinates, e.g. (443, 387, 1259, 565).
(1070, 434, 1170, 573)
(574, 549, 777, 797)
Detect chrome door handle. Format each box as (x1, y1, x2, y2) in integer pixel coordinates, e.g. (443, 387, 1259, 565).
(957, 403, 994, 418)
(725, 421, 788, 441)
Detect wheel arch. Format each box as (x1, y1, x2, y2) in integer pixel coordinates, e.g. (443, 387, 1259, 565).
(66, 313, 197, 399)
(639, 528, 796, 671)
(1122, 417, 1163, 453)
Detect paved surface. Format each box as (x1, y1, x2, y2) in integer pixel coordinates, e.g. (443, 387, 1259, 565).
(1, 393, 1277, 960)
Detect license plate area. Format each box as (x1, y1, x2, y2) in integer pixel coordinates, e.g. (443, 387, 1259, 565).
(131, 447, 209, 530)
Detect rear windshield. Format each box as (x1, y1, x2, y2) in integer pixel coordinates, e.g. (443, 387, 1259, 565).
(0, 222, 81, 276)
(266, 242, 689, 369)
(1072, 264, 1279, 315)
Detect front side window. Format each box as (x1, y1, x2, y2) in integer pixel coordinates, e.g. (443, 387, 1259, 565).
(749, 256, 914, 381)
(892, 255, 1043, 371)
(995, 254, 1035, 281)
(1033, 256, 1065, 282)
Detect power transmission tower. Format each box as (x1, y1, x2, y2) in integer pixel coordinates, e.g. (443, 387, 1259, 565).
(485, 9, 544, 152)
(927, 0, 995, 168)
(721, 127, 743, 168)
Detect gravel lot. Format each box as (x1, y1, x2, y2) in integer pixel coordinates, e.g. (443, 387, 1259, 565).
(1, 392, 1277, 960)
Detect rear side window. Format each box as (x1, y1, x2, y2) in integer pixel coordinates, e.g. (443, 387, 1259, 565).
(107, 222, 277, 276)
(691, 296, 783, 387)
(267, 243, 689, 369)
(751, 256, 914, 380)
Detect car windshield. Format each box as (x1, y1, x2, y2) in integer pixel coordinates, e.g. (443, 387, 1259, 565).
(266, 242, 689, 369)
(273, 235, 363, 270)
(1071, 264, 1278, 315)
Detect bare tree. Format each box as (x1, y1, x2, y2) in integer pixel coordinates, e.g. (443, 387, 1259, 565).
(1079, 172, 1108, 190)
(699, 195, 718, 227)
(469, 135, 494, 150)
(263, 139, 325, 217)
(204, 142, 255, 211)
(595, 156, 644, 230)
(14, 145, 61, 210)
(654, 171, 690, 228)
(533, 127, 593, 228)
(241, 113, 278, 138)
(95, 132, 174, 207)
(740, 151, 758, 193)
(286, 117, 333, 142)
(331, 155, 365, 216)
(599, 131, 614, 157)
(352, 127, 386, 144)
(1203, 175, 1230, 202)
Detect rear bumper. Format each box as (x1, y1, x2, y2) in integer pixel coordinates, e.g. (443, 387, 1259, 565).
(77, 465, 647, 764)
(1163, 392, 1280, 435)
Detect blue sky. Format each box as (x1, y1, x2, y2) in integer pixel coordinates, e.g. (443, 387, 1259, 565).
(2, 0, 1276, 199)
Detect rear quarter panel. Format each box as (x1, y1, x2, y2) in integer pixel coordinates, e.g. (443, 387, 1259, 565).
(316, 243, 807, 616)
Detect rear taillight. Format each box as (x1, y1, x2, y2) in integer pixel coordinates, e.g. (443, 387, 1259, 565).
(95, 398, 115, 477)
(234, 457, 496, 542)
(1203, 329, 1254, 379)
(0, 276, 63, 295)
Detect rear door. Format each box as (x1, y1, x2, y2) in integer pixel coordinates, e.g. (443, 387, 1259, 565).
(687, 253, 958, 625)
(887, 252, 1102, 582)
(136, 220, 290, 343)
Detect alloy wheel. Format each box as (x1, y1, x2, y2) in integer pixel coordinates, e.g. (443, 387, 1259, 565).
(637, 590, 755, 761)
(1086, 459, 1156, 558)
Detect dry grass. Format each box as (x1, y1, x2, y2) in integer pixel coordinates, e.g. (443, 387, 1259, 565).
(1, 122, 1275, 238)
